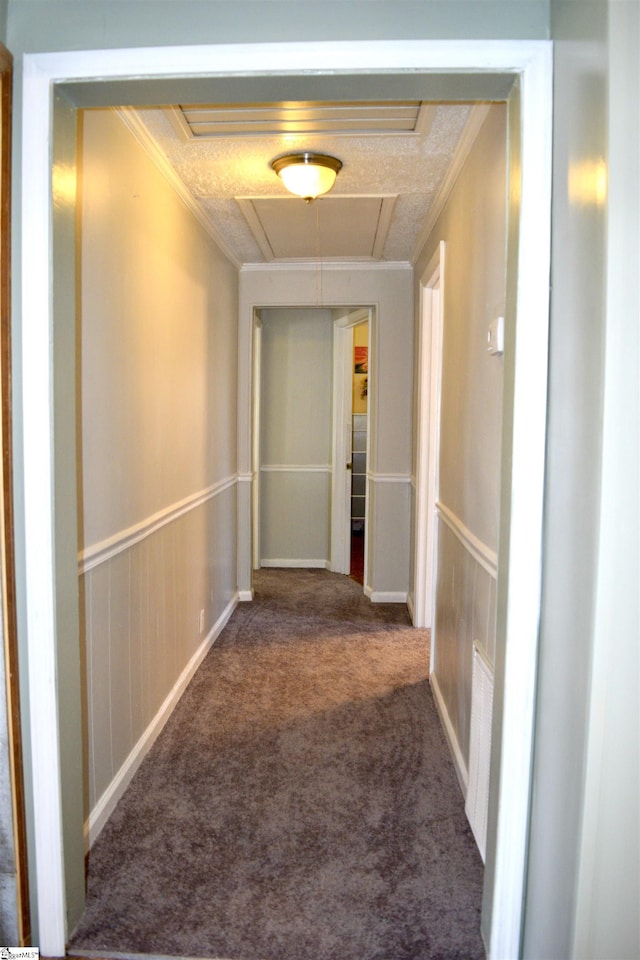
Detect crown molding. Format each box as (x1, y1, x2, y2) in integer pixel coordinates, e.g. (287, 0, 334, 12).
(240, 259, 412, 273)
(411, 103, 491, 265)
(114, 107, 243, 270)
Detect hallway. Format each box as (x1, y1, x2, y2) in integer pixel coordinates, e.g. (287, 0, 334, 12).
(9, 10, 637, 959)
(69, 570, 484, 960)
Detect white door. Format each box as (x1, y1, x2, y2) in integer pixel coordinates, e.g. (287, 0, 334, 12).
(331, 308, 371, 578)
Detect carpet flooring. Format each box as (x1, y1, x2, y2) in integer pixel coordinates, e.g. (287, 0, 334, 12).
(69, 569, 484, 960)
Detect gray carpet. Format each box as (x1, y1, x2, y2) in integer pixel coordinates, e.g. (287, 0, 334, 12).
(69, 569, 485, 960)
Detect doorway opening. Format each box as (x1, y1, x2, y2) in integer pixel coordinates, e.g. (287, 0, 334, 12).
(349, 316, 368, 586)
(252, 306, 372, 590)
(329, 307, 373, 587)
(20, 40, 552, 958)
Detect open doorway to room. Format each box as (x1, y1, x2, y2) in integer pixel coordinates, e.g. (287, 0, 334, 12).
(349, 317, 369, 585)
(330, 308, 371, 586)
(252, 305, 372, 589)
(20, 41, 552, 959)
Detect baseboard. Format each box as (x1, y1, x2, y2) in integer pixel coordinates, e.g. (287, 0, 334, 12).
(260, 559, 331, 569)
(430, 671, 469, 797)
(238, 589, 254, 601)
(369, 590, 408, 603)
(85, 593, 238, 847)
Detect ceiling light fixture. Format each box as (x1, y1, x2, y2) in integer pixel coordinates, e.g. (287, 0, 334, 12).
(270, 152, 342, 203)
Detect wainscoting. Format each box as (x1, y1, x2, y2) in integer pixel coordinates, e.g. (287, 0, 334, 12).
(430, 501, 497, 796)
(79, 478, 238, 845)
(465, 641, 495, 861)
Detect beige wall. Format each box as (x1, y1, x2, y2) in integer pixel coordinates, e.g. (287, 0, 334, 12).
(78, 109, 239, 834)
(258, 308, 333, 566)
(413, 105, 507, 770)
(239, 264, 414, 600)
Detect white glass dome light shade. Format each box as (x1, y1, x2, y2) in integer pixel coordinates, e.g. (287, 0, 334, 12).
(271, 153, 343, 201)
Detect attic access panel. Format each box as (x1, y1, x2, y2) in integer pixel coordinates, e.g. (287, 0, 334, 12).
(169, 100, 434, 139)
(239, 196, 395, 260)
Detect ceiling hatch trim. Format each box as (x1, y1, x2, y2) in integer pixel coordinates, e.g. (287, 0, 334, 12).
(167, 101, 436, 140)
(236, 194, 397, 262)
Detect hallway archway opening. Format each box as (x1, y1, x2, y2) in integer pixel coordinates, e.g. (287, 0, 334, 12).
(20, 40, 552, 957)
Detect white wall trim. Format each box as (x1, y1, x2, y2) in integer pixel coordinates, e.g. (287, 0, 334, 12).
(436, 500, 498, 579)
(251, 315, 262, 571)
(78, 476, 237, 575)
(372, 197, 398, 259)
(413, 241, 445, 630)
(487, 43, 553, 960)
(115, 108, 243, 269)
(331, 320, 355, 575)
(260, 464, 331, 473)
(260, 559, 331, 569)
(22, 52, 68, 954)
(21, 39, 552, 957)
(430, 671, 469, 796)
(368, 589, 408, 603)
(84, 593, 238, 847)
(368, 472, 412, 484)
(241, 259, 412, 274)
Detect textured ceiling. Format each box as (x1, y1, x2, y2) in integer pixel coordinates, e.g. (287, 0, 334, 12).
(125, 100, 479, 266)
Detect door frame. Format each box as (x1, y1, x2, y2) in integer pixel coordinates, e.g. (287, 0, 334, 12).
(412, 242, 445, 632)
(251, 309, 262, 574)
(331, 307, 371, 577)
(20, 40, 552, 957)
(0, 43, 30, 944)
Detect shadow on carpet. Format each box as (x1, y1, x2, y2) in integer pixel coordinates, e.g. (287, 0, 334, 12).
(69, 569, 485, 960)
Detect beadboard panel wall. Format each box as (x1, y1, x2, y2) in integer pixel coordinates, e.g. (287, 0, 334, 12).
(78, 108, 239, 842)
(431, 506, 497, 782)
(81, 485, 237, 838)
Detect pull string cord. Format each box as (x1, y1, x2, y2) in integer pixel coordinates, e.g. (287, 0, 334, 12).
(315, 200, 322, 305)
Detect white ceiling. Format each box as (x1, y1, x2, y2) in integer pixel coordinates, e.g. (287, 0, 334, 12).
(118, 99, 486, 267)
